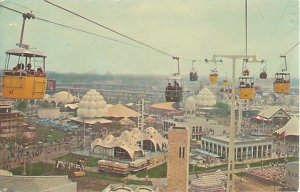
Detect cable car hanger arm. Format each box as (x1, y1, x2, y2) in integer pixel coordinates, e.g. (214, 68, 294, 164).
(280, 42, 299, 72)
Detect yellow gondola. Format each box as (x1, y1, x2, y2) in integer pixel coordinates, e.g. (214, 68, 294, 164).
(273, 72, 290, 94)
(238, 77, 256, 100)
(2, 48, 47, 99)
(209, 72, 218, 85)
(223, 79, 229, 87)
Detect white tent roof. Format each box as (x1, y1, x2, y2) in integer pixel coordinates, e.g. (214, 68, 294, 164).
(91, 127, 167, 160)
(119, 117, 136, 125)
(106, 104, 140, 118)
(258, 106, 283, 119)
(275, 117, 299, 136)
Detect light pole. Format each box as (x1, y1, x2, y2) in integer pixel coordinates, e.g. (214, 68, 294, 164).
(83, 121, 86, 151)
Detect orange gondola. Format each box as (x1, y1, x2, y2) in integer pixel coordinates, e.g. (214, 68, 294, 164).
(238, 59, 256, 100)
(273, 56, 290, 94)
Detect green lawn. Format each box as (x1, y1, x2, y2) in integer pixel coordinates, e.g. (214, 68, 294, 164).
(137, 163, 167, 178)
(126, 179, 152, 186)
(55, 153, 99, 167)
(87, 172, 152, 186)
(136, 157, 299, 178)
(11, 162, 55, 176)
(87, 171, 124, 183)
(36, 126, 65, 142)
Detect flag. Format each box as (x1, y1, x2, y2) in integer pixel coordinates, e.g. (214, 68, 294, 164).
(279, 131, 285, 139)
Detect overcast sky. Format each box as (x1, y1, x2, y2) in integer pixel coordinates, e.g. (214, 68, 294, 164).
(0, 0, 299, 78)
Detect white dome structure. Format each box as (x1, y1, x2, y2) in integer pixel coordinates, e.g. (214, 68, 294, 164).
(196, 88, 216, 106)
(53, 91, 76, 103)
(77, 89, 108, 118)
(184, 96, 196, 117)
(185, 96, 196, 109)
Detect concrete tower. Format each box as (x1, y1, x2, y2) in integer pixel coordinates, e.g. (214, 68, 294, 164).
(167, 127, 190, 192)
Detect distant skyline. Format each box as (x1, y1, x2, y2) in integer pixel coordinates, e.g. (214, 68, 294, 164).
(0, 0, 299, 78)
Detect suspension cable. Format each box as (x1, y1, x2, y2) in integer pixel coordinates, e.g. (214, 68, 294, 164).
(44, 0, 177, 58)
(0, 4, 142, 48)
(282, 42, 299, 56)
(245, 0, 248, 59)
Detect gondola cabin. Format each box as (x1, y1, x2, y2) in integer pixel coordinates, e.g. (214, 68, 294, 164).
(189, 69, 198, 81)
(165, 74, 183, 102)
(223, 79, 229, 87)
(259, 71, 267, 79)
(2, 48, 47, 99)
(238, 77, 256, 100)
(209, 72, 218, 85)
(273, 72, 290, 94)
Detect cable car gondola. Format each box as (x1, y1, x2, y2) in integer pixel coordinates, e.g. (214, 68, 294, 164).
(165, 74, 183, 102)
(205, 58, 222, 85)
(273, 43, 299, 94)
(273, 72, 290, 94)
(209, 69, 218, 85)
(223, 79, 229, 87)
(165, 57, 183, 102)
(238, 76, 255, 99)
(259, 60, 267, 79)
(2, 12, 47, 99)
(238, 60, 255, 100)
(2, 49, 47, 99)
(273, 56, 290, 94)
(189, 60, 198, 81)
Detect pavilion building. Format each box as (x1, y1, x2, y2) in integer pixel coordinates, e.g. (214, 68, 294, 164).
(201, 134, 273, 160)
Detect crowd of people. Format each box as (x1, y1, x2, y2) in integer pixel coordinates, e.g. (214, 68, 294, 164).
(248, 163, 286, 184)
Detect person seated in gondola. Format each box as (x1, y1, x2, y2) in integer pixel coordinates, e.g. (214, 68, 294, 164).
(25, 63, 34, 76)
(36, 67, 45, 77)
(174, 81, 181, 89)
(166, 83, 172, 90)
(26, 63, 32, 71)
(13, 63, 21, 70)
(240, 81, 245, 88)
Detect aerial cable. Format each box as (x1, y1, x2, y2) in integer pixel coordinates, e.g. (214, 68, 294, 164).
(245, 0, 248, 59)
(44, 0, 177, 59)
(282, 42, 299, 56)
(35, 17, 141, 48)
(0, 3, 23, 14)
(0, 4, 141, 48)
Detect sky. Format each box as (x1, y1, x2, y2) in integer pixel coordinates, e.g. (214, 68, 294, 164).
(0, 0, 299, 78)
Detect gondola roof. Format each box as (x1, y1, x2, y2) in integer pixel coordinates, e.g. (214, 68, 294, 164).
(6, 48, 46, 58)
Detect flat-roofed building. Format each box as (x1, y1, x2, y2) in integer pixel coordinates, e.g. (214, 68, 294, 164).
(201, 134, 273, 160)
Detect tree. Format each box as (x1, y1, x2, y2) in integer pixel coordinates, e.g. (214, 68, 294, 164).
(41, 101, 51, 108)
(214, 102, 230, 116)
(16, 100, 28, 112)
